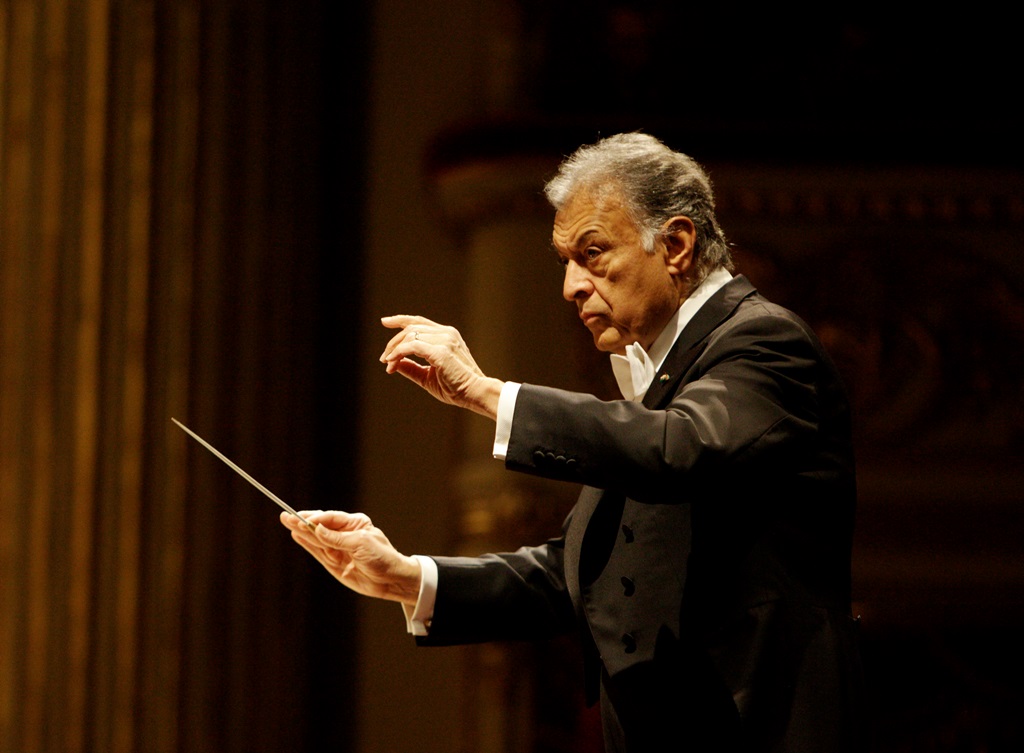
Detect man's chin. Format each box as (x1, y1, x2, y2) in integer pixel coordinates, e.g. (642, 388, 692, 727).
(591, 330, 627, 355)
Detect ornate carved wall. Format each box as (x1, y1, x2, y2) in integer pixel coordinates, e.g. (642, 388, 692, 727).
(706, 162, 1024, 619)
(711, 161, 1024, 751)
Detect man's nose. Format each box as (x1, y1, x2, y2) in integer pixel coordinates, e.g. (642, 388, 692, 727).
(562, 260, 592, 301)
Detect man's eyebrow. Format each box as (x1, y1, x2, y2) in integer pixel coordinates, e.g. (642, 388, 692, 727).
(554, 228, 600, 253)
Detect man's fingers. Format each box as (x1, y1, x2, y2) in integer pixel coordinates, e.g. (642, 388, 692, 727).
(380, 316, 456, 364)
(280, 511, 311, 532)
(380, 314, 413, 329)
(314, 524, 370, 550)
(380, 315, 433, 351)
(381, 325, 420, 359)
(382, 328, 447, 361)
(309, 510, 372, 530)
(381, 314, 435, 330)
(382, 338, 432, 372)
(314, 525, 344, 547)
(290, 530, 333, 564)
(390, 358, 430, 384)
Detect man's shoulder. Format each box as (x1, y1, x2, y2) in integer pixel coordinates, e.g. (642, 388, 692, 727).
(704, 290, 843, 384)
(715, 279, 813, 335)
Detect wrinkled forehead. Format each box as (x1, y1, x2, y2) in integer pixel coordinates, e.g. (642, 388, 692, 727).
(552, 189, 639, 248)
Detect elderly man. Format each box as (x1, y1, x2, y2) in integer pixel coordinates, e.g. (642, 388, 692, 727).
(282, 133, 866, 752)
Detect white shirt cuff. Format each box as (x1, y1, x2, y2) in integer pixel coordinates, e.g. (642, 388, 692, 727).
(492, 381, 521, 460)
(402, 554, 438, 636)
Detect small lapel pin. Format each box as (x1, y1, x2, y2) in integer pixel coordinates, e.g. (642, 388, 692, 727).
(659, 374, 671, 383)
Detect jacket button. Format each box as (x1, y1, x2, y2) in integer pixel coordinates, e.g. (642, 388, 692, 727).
(621, 524, 634, 543)
(621, 633, 637, 654)
(621, 577, 635, 597)
(533, 450, 558, 467)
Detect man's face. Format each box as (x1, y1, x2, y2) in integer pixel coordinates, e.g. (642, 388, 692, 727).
(553, 190, 683, 355)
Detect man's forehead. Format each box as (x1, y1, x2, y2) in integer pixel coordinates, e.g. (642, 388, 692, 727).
(553, 190, 631, 243)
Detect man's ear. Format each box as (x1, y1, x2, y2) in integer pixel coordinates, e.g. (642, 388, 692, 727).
(660, 216, 696, 276)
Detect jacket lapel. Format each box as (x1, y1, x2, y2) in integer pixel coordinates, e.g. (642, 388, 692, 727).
(642, 275, 757, 409)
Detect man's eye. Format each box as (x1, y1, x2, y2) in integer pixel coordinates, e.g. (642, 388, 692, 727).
(585, 247, 601, 261)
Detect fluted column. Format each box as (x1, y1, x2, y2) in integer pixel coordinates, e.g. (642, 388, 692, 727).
(428, 145, 600, 753)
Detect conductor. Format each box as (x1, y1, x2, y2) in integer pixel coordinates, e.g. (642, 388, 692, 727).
(281, 132, 866, 752)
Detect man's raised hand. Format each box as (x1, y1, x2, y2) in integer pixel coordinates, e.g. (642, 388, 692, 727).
(379, 315, 503, 419)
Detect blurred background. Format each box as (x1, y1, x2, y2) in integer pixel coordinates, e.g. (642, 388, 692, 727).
(1, 2, 1022, 752)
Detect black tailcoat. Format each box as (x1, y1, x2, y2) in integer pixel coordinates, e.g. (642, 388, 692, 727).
(419, 276, 867, 752)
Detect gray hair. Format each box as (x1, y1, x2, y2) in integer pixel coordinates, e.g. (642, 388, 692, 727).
(544, 132, 733, 286)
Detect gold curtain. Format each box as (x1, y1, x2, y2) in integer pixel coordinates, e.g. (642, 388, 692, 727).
(0, 2, 359, 752)
(1, 2, 171, 750)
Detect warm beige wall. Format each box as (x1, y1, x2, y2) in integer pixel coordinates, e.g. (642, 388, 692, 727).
(354, 3, 591, 752)
(356, 3, 484, 752)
